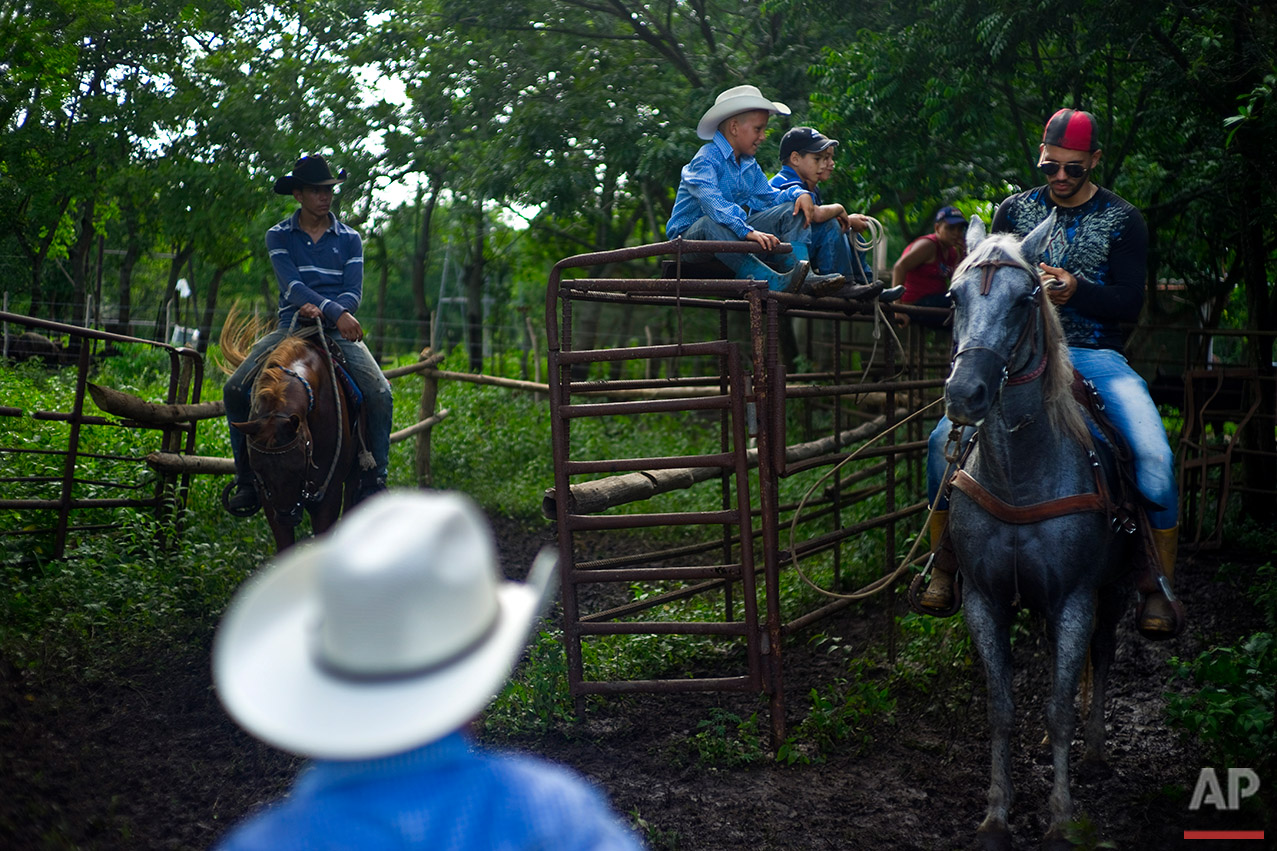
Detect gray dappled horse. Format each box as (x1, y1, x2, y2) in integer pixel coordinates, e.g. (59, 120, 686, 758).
(943, 214, 1130, 850)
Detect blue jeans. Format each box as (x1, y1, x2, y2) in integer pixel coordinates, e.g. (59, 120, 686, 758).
(926, 347, 1177, 529)
(810, 220, 873, 283)
(679, 205, 811, 271)
(224, 328, 393, 482)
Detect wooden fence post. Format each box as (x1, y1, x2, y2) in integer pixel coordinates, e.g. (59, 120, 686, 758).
(415, 348, 443, 488)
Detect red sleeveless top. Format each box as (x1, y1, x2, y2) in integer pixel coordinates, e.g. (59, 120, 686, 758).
(901, 234, 959, 304)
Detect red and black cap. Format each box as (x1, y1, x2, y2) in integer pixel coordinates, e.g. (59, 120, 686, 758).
(1042, 109, 1100, 152)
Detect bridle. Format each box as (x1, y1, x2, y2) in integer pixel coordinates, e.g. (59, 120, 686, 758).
(246, 365, 330, 509)
(944, 250, 1117, 527)
(949, 256, 1048, 394)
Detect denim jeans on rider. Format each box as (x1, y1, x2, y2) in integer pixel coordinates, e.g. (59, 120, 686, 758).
(926, 347, 1177, 530)
(223, 330, 393, 484)
(678, 204, 811, 271)
(809, 219, 874, 284)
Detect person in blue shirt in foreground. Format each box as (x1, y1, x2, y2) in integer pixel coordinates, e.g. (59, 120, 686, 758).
(222, 154, 393, 515)
(213, 491, 645, 851)
(769, 126, 876, 293)
(665, 85, 846, 296)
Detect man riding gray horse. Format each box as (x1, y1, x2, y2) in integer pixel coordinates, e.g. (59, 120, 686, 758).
(916, 108, 1184, 640)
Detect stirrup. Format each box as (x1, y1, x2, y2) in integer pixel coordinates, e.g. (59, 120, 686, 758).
(907, 557, 962, 618)
(222, 481, 261, 518)
(1136, 587, 1185, 641)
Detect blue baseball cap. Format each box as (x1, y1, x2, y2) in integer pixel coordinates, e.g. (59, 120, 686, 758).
(935, 206, 967, 225)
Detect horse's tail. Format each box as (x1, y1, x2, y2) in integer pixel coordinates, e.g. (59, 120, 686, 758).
(216, 301, 271, 375)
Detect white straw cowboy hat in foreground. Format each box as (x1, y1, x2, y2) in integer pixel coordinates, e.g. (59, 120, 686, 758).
(213, 490, 557, 760)
(696, 84, 791, 140)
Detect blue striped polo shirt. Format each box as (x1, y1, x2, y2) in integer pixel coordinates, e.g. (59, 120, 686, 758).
(265, 209, 364, 330)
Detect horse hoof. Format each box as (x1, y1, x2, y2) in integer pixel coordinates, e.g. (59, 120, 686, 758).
(976, 827, 1012, 851)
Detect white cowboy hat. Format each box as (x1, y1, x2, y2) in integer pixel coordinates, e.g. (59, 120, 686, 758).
(213, 490, 557, 760)
(697, 84, 791, 140)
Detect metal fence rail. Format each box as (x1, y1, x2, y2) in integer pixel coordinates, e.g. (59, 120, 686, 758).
(1, 311, 204, 560)
(544, 240, 949, 744)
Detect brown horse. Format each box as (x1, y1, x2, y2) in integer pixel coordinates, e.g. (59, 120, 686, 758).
(220, 309, 367, 551)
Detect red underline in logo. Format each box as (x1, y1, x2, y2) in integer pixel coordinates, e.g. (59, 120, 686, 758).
(1183, 830, 1265, 840)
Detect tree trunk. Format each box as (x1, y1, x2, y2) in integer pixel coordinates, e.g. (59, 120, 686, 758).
(1236, 128, 1276, 524)
(198, 267, 226, 354)
(115, 230, 140, 335)
(69, 198, 96, 328)
(411, 178, 442, 351)
(464, 205, 485, 372)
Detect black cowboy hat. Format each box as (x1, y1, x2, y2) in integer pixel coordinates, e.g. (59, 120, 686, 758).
(272, 155, 347, 195)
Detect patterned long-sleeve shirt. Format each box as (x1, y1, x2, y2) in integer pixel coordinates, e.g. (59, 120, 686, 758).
(265, 210, 364, 330)
(992, 185, 1147, 352)
(666, 132, 809, 239)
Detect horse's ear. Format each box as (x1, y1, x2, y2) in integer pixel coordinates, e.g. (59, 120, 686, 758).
(231, 420, 261, 436)
(966, 215, 987, 252)
(1019, 209, 1057, 263)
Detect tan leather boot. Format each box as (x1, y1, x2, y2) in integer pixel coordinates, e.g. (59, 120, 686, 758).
(1138, 526, 1185, 639)
(918, 509, 958, 611)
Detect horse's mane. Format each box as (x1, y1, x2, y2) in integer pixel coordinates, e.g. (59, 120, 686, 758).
(956, 235, 1092, 449)
(252, 326, 324, 412)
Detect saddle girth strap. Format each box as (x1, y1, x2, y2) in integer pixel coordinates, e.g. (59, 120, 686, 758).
(948, 466, 1112, 525)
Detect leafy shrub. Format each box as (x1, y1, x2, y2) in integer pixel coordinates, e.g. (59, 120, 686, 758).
(482, 629, 576, 736)
(1165, 565, 1276, 789)
(794, 658, 896, 760)
(685, 707, 769, 768)
(1165, 631, 1275, 771)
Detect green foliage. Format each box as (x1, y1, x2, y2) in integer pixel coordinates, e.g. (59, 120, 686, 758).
(893, 610, 974, 696)
(793, 659, 896, 760)
(628, 808, 682, 851)
(1063, 811, 1119, 850)
(482, 629, 576, 736)
(1165, 631, 1275, 773)
(684, 707, 769, 768)
(0, 506, 262, 681)
(1165, 565, 1276, 781)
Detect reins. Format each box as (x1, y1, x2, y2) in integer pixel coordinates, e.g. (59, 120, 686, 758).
(942, 252, 1116, 528)
(246, 318, 347, 506)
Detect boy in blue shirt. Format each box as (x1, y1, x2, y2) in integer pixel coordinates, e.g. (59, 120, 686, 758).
(666, 85, 845, 295)
(213, 491, 645, 850)
(769, 126, 875, 287)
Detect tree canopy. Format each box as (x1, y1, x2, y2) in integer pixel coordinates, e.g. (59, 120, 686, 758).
(1, 0, 1272, 365)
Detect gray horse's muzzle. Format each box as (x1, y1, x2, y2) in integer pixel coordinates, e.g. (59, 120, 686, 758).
(945, 347, 1006, 425)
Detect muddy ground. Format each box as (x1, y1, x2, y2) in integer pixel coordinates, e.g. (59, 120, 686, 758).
(1, 518, 1271, 850)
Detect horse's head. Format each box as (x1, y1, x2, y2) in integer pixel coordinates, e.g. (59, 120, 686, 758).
(232, 363, 318, 527)
(944, 212, 1056, 426)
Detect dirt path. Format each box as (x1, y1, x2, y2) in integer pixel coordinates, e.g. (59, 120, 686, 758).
(0, 522, 1268, 850)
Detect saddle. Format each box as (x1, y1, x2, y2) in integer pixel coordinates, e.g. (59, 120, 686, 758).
(317, 336, 364, 416)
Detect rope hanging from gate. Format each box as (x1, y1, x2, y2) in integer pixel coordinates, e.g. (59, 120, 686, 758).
(785, 396, 947, 601)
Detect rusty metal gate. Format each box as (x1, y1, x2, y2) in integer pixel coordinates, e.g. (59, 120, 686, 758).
(544, 240, 950, 743)
(1, 312, 206, 561)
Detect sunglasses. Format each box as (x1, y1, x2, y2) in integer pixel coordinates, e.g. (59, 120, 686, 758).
(1038, 161, 1089, 178)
